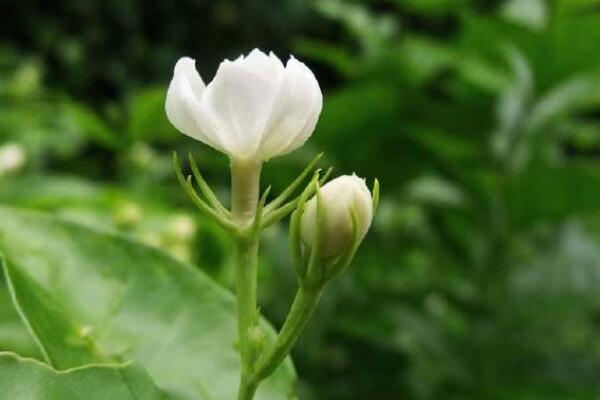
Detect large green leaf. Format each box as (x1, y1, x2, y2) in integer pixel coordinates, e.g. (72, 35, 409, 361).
(0, 279, 39, 358)
(0, 352, 164, 400)
(2, 255, 111, 368)
(0, 207, 295, 400)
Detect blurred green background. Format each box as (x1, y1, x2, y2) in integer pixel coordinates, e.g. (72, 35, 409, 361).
(2, 0, 600, 398)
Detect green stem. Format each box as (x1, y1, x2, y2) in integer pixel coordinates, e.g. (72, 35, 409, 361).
(255, 287, 322, 381)
(237, 375, 258, 400)
(231, 159, 262, 400)
(235, 235, 259, 364)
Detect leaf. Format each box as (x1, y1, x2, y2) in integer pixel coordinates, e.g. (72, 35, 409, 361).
(506, 162, 600, 226)
(0, 174, 110, 209)
(127, 87, 177, 141)
(500, 0, 548, 31)
(525, 74, 600, 133)
(511, 222, 600, 306)
(0, 207, 295, 400)
(0, 278, 39, 358)
(63, 101, 121, 149)
(2, 255, 110, 368)
(316, 0, 398, 54)
(0, 352, 165, 400)
(491, 48, 534, 164)
(405, 176, 466, 208)
(295, 39, 359, 77)
(394, 0, 466, 15)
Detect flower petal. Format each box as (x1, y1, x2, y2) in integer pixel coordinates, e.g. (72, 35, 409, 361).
(201, 60, 281, 159)
(165, 57, 224, 152)
(237, 49, 285, 82)
(174, 57, 206, 99)
(259, 56, 323, 159)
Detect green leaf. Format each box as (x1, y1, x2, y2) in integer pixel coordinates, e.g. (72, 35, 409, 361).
(506, 162, 600, 226)
(316, 0, 398, 54)
(0, 352, 165, 400)
(405, 175, 466, 208)
(525, 74, 600, 133)
(500, 0, 548, 31)
(127, 87, 176, 141)
(0, 279, 39, 358)
(394, 0, 466, 16)
(2, 255, 110, 368)
(0, 207, 295, 400)
(63, 101, 121, 149)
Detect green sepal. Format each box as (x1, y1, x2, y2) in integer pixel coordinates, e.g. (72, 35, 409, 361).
(250, 186, 271, 234)
(372, 178, 380, 215)
(325, 206, 362, 280)
(289, 172, 322, 285)
(188, 153, 230, 218)
(261, 162, 332, 229)
(304, 182, 326, 290)
(173, 152, 237, 232)
(264, 153, 323, 213)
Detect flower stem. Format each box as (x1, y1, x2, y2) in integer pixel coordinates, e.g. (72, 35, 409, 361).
(235, 234, 259, 362)
(230, 158, 323, 399)
(255, 287, 323, 380)
(237, 375, 258, 400)
(231, 159, 262, 225)
(231, 159, 262, 400)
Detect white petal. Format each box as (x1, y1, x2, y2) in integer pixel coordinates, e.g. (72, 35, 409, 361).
(286, 66, 323, 152)
(201, 60, 281, 159)
(259, 56, 323, 159)
(165, 58, 224, 152)
(236, 49, 285, 82)
(174, 57, 206, 99)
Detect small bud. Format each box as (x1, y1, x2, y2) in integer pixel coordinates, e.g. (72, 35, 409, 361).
(247, 325, 266, 366)
(167, 214, 197, 242)
(113, 201, 143, 228)
(300, 174, 373, 259)
(0, 143, 26, 175)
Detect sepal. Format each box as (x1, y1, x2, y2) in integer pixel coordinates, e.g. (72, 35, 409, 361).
(173, 152, 238, 232)
(260, 154, 332, 228)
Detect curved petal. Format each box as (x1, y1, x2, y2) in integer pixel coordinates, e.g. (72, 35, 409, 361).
(237, 49, 285, 83)
(285, 67, 323, 153)
(201, 59, 281, 159)
(174, 57, 206, 99)
(165, 58, 224, 152)
(259, 56, 323, 160)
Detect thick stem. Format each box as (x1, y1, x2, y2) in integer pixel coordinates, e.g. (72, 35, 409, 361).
(231, 159, 262, 225)
(237, 376, 258, 400)
(255, 287, 322, 380)
(236, 235, 259, 365)
(231, 158, 262, 400)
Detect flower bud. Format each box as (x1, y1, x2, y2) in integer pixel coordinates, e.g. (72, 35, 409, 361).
(166, 49, 322, 162)
(300, 174, 373, 259)
(0, 143, 25, 175)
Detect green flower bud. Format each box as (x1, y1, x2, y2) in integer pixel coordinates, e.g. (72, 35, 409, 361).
(300, 174, 373, 259)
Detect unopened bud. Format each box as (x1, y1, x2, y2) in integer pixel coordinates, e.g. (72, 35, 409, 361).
(300, 174, 373, 259)
(0, 143, 26, 175)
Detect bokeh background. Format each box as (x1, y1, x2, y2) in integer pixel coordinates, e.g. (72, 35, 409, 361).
(2, 0, 600, 398)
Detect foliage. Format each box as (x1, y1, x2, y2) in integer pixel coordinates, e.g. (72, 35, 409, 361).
(0, 208, 295, 399)
(0, 352, 164, 400)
